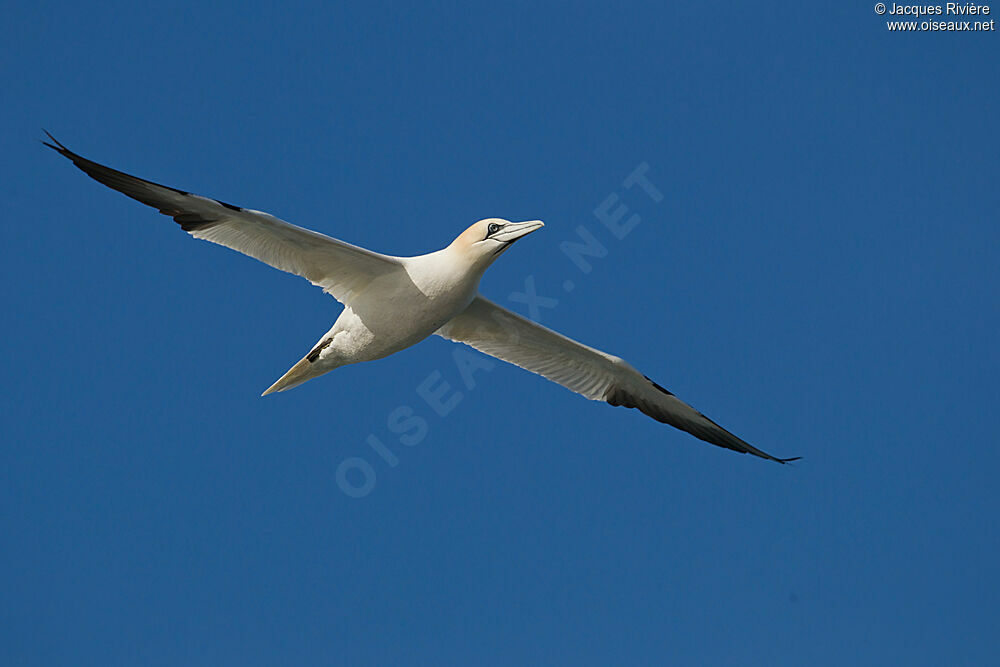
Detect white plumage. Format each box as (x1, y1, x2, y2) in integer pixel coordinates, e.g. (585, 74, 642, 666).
(46, 133, 798, 464)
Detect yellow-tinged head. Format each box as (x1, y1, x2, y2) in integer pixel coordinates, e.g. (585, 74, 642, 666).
(448, 218, 545, 269)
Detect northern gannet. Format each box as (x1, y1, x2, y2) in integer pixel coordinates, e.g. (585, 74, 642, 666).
(45, 134, 798, 464)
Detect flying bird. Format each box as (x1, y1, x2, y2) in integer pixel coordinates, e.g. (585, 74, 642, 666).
(45, 133, 798, 464)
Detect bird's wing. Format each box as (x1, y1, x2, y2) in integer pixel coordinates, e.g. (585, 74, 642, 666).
(45, 133, 401, 305)
(436, 296, 798, 463)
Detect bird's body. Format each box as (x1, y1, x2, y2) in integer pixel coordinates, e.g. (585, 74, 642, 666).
(267, 247, 484, 393)
(47, 133, 798, 464)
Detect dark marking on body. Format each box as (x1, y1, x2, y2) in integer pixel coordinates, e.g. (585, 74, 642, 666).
(307, 337, 333, 362)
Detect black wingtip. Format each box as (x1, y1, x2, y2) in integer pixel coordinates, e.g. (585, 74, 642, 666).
(776, 456, 802, 464)
(41, 129, 69, 153)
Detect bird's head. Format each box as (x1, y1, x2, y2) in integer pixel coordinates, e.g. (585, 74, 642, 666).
(448, 218, 545, 270)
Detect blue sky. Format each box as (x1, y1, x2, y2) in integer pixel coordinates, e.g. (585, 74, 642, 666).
(2, 2, 998, 665)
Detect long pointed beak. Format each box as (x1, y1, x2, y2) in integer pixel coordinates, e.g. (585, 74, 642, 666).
(494, 220, 544, 242)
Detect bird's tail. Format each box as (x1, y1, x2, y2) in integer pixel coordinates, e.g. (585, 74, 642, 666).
(262, 356, 329, 396)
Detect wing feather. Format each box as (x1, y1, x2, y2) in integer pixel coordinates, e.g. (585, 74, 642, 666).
(437, 296, 798, 463)
(45, 133, 400, 304)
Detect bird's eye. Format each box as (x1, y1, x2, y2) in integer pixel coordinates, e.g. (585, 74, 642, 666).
(487, 223, 501, 236)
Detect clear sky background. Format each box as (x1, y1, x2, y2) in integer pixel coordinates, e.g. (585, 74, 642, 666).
(2, 2, 997, 665)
